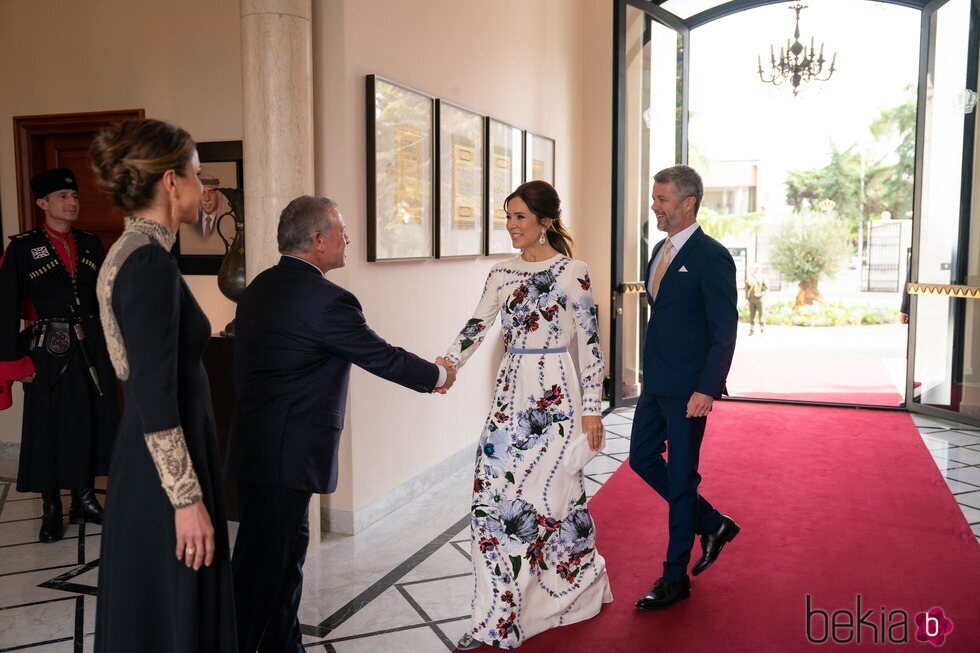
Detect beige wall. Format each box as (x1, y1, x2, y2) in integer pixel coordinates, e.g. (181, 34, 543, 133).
(313, 0, 613, 517)
(0, 0, 242, 445)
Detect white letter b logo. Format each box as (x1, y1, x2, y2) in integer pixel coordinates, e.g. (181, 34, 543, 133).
(926, 613, 940, 637)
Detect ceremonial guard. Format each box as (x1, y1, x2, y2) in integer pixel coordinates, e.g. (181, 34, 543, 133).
(0, 168, 119, 542)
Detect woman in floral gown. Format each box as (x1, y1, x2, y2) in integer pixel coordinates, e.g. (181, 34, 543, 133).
(445, 181, 612, 650)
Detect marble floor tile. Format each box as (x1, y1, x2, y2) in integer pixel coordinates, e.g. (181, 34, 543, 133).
(920, 437, 959, 453)
(585, 470, 615, 481)
(601, 414, 632, 427)
(583, 455, 625, 475)
(0, 597, 75, 650)
(326, 586, 427, 639)
(0, 518, 99, 548)
(912, 414, 974, 430)
(68, 566, 99, 588)
(0, 537, 85, 577)
(83, 596, 95, 637)
(947, 447, 980, 466)
(0, 519, 47, 547)
(603, 424, 634, 438)
(920, 430, 980, 447)
(583, 476, 603, 497)
(955, 490, 980, 510)
(946, 478, 980, 495)
(944, 465, 980, 487)
(957, 504, 980, 525)
(400, 574, 472, 622)
(931, 456, 969, 474)
(400, 543, 472, 583)
(16, 638, 87, 652)
(298, 465, 471, 627)
(602, 438, 631, 455)
(328, 625, 449, 652)
(0, 498, 53, 523)
(435, 616, 472, 647)
(0, 568, 80, 610)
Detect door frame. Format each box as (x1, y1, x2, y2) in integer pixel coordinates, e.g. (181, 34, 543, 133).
(611, 0, 691, 407)
(610, 0, 975, 415)
(13, 109, 144, 233)
(905, 0, 980, 427)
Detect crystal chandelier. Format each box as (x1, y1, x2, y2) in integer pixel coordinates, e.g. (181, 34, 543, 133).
(758, 3, 836, 96)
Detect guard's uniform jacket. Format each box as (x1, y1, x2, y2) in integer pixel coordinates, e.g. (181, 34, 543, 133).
(0, 227, 119, 492)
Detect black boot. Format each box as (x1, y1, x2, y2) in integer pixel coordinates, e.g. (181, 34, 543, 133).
(39, 492, 64, 543)
(69, 487, 104, 525)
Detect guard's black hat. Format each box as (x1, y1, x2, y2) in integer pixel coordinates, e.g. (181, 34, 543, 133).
(30, 168, 79, 199)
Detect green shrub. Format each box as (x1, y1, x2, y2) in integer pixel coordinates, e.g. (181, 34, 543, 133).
(739, 300, 900, 326)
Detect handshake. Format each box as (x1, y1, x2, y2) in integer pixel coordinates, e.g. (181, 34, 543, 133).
(433, 356, 457, 395)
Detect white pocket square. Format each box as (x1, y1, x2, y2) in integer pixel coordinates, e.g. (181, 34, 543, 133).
(679, 266, 689, 272)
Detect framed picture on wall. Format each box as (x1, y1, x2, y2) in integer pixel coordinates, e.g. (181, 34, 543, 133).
(436, 100, 485, 258)
(175, 140, 242, 275)
(366, 75, 435, 261)
(486, 118, 523, 256)
(524, 131, 555, 185)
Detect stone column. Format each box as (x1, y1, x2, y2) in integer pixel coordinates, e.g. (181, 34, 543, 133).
(241, 0, 314, 281)
(240, 0, 319, 545)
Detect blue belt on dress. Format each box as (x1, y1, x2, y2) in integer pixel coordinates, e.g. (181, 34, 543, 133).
(506, 347, 568, 355)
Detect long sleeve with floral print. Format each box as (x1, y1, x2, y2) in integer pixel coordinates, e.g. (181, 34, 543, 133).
(444, 256, 605, 414)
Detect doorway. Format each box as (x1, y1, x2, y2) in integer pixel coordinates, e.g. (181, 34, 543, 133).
(610, 0, 980, 426)
(14, 109, 144, 251)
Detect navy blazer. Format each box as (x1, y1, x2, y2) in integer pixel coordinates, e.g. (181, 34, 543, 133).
(225, 256, 439, 494)
(642, 227, 737, 399)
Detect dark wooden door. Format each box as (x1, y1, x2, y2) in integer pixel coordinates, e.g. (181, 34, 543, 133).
(14, 110, 144, 251)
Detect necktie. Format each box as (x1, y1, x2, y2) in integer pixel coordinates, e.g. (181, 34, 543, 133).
(650, 238, 673, 301)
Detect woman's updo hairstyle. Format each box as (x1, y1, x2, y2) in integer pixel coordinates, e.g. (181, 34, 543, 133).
(504, 180, 574, 257)
(89, 119, 195, 213)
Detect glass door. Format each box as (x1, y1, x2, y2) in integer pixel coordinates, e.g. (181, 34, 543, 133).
(908, 0, 980, 425)
(611, 1, 689, 406)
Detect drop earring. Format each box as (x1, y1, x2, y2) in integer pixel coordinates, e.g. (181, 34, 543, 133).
(538, 230, 546, 246)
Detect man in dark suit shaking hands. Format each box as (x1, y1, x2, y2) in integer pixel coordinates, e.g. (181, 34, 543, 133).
(226, 195, 455, 652)
(630, 165, 739, 611)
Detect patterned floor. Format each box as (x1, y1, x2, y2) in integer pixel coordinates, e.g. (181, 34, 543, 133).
(1, 408, 978, 652)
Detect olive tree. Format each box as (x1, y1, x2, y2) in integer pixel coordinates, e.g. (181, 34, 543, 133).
(770, 213, 850, 306)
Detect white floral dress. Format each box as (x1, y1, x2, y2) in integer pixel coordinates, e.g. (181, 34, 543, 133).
(445, 254, 613, 649)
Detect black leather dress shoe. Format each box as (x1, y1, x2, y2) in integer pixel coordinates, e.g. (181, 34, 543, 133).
(68, 487, 104, 525)
(39, 492, 64, 543)
(691, 515, 740, 576)
(635, 575, 691, 611)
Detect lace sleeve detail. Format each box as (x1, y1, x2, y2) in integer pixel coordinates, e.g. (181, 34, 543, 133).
(144, 427, 203, 508)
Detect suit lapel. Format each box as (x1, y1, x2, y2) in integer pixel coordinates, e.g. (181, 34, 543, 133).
(655, 227, 704, 302)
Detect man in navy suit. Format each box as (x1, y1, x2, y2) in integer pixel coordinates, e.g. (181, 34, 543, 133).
(630, 165, 740, 611)
(226, 195, 455, 652)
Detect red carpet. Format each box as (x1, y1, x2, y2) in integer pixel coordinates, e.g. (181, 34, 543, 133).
(517, 402, 980, 652)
